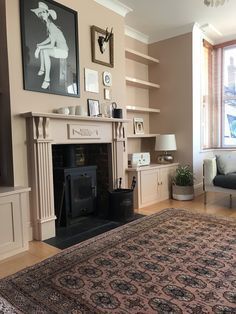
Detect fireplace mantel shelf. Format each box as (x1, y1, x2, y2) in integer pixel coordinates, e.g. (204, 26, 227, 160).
(22, 112, 130, 123)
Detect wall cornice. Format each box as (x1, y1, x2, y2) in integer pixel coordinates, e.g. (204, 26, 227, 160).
(94, 0, 132, 17)
(125, 25, 149, 44)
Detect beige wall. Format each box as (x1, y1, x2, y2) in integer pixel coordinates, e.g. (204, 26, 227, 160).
(149, 33, 193, 166)
(5, 0, 126, 186)
(125, 36, 148, 55)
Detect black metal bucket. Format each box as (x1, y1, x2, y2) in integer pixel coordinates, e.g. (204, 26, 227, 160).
(108, 188, 134, 221)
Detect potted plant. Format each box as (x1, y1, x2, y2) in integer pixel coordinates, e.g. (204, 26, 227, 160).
(172, 165, 194, 200)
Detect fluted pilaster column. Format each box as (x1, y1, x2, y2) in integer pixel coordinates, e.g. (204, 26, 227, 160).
(27, 116, 56, 240)
(112, 121, 127, 188)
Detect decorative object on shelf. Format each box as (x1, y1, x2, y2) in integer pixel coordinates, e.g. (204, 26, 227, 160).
(128, 152, 150, 168)
(87, 99, 100, 117)
(101, 103, 113, 118)
(133, 117, 144, 134)
(172, 165, 194, 201)
(75, 105, 86, 116)
(103, 71, 112, 86)
(68, 106, 76, 115)
(91, 25, 114, 67)
(20, 0, 80, 97)
(56, 107, 70, 115)
(84, 68, 99, 93)
(155, 134, 177, 163)
(204, 0, 229, 6)
(104, 88, 111, 100)
(112, 102, 123, 119)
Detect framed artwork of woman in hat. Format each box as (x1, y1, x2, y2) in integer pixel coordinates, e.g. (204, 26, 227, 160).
(20, 0, 80, 97)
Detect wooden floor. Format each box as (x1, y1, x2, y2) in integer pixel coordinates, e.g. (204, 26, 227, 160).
(0, 192, 235, 279)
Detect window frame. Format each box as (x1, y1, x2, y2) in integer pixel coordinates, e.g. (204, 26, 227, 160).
(221, 43, 236, 148)
(201, 39, 236, 150)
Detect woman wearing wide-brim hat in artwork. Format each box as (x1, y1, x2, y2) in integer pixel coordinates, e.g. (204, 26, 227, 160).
(31, 2, 69, 89)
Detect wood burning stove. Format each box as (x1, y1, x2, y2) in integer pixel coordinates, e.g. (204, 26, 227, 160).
(53, 166, 97, 227)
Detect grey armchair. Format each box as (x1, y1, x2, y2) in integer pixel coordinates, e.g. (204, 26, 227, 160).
(203, 157, 236, 208)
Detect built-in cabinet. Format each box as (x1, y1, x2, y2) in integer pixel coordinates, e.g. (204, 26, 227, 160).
(0, 187, 30, 260)
(127, 163, 178, 209)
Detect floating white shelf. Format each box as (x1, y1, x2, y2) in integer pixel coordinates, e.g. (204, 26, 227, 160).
(126, 76, 160, 89)
(126, 106, 160, 113)
(125, 48, 160, 65)
(127, 134, 159, 139)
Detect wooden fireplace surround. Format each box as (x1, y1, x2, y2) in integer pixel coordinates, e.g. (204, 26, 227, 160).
(23, 112, 129, 241)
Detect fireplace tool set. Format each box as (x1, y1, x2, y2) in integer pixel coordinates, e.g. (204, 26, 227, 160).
(108, 176, 136, 221)
(118, 176, 136, 190)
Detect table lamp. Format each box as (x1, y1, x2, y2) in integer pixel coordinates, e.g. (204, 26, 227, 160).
(155, 134, 177, 163)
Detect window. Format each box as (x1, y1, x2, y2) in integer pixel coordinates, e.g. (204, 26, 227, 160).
(222, 45, 236, 146)
(201, 40, 236, 148)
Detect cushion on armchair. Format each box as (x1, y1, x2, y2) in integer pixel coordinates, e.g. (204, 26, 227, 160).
(216, 152, 236, 175)
(213, 173, 236, 189)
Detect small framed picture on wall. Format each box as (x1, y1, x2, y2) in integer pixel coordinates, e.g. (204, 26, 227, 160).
(91, 25, 114, 68)
(84, 68, 99, 93)
(134, 118, 144, 134)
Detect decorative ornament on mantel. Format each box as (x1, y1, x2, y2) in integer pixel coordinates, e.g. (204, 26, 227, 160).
(204, 0, 229, 7)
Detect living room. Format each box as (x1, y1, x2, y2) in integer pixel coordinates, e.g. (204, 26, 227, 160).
(0, 0, 236, 312)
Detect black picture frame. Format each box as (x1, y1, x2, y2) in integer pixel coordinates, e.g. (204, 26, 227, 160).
(20, 0, 80, 97)
(87, 99, 100, 117)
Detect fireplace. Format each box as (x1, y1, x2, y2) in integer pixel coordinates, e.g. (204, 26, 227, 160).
(52, 143, 112, 228)
(54, 166, 97, 227)
(23, 112, 128, 240)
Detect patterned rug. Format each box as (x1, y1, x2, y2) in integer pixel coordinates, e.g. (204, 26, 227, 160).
(0, 208, 236, 313)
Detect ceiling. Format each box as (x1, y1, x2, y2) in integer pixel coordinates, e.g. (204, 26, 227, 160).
(118, 0, 236, 43)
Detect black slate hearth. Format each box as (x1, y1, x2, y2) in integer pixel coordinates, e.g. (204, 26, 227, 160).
(44, 214, 144, 249)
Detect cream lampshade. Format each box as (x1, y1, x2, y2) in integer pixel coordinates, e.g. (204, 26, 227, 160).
(155, 134, 177, 163)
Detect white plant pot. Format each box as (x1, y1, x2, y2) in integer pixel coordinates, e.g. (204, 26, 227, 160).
(172, 185, 194, 201)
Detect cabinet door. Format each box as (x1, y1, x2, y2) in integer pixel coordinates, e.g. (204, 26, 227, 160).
(158, 168, 170, 201)
(140, 169, 159, 206)
(159, 166, 177, 201)
(0, 194, 23, 256)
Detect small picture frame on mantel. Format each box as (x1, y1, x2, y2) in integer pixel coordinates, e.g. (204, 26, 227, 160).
(87, 99, 100, 117)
